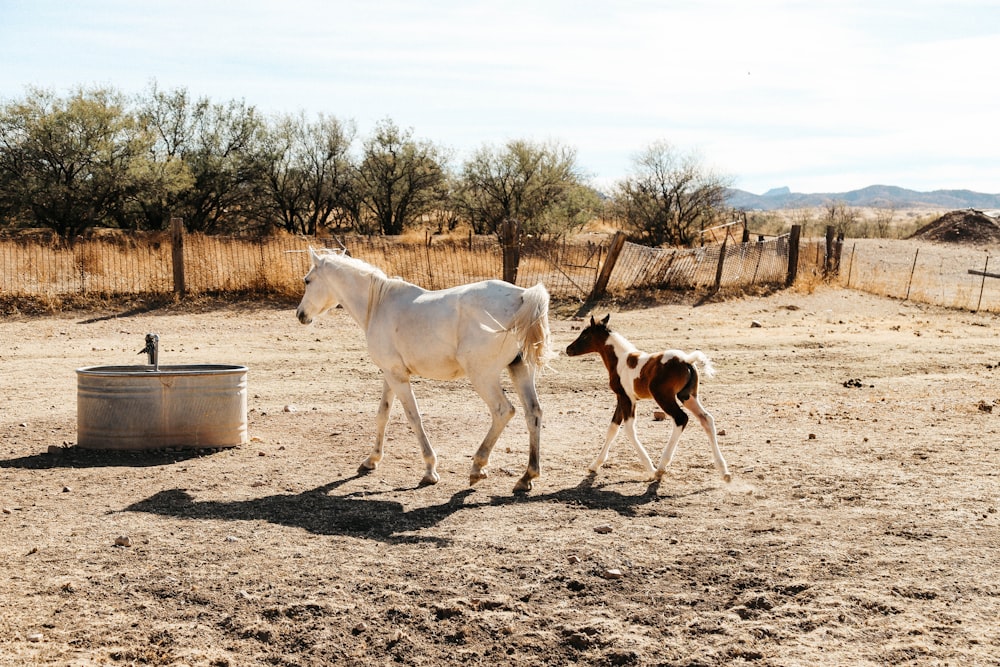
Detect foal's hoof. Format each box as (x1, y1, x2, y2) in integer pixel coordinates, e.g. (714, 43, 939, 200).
(513, 476, 534, 493)
(358, 456, 380, 473)
(419, 472, 440, 487)
(722, 472, 733, 483)
(469, 470, 488, 486)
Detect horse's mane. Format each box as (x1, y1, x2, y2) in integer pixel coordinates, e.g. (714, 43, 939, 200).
(315, 249, 389, 281)
(315, 249, 412, 329)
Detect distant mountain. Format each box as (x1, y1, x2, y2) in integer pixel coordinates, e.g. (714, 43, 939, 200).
(726, 185, 1000, 211)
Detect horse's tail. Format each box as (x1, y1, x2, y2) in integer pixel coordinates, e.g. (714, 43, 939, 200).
(513, 284, 556, 371)
(682, 350, 716, 378)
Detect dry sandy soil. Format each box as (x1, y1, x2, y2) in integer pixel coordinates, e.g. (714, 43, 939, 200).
(1, 286, 998, 666)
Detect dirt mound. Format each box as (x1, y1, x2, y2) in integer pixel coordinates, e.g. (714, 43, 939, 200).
(910, 209, 1000, 244)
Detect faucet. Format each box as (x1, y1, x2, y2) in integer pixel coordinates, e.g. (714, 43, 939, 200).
(139, 333, 159, 370)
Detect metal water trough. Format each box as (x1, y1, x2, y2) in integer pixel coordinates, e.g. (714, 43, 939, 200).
(76, 334, 248, 450)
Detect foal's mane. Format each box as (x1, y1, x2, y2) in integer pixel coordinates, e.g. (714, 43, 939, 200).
(607, 330, 639, 354)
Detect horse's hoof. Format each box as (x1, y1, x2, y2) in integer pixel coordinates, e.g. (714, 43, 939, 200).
(513, 478, 533, 493)
(418, 473, 440, 487)
(722, 472, 733, 483)
(357, 462, 376, 474)
(469, 471, 487, 486)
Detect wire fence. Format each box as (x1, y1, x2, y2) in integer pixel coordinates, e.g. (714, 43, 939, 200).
(839, 238, 1000, 312)
(608, 236, 791, 293)
(0, 230, 796, 306)
(7, 229, 993, 312)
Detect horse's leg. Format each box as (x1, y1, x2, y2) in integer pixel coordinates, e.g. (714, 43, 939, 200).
(654, 422, 685, 482)
(467, 372, 516, 488)
(652, 391, 689, 482)
(507, 358, 543, 492)
(589, 400, 626, 472)
(383, 374, 439, 486)
(619, 399, 656, 477)
(360, 379, 394, 472)
(681, 395, 732, 482)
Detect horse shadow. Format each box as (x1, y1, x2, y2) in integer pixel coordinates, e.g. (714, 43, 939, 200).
(123, 473, 713, 545)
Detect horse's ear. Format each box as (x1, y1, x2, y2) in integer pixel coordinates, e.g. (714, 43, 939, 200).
(589, 316, 597, 326)
(600, 314, 610, 326)
(308, 246, 320, 265)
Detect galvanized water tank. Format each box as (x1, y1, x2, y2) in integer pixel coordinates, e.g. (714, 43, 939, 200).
(76, 364, 248, 450)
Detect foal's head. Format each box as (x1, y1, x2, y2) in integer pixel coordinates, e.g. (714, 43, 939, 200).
(566, 314, 613, 357)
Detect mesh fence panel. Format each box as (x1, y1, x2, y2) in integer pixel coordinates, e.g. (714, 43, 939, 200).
(608, 236, 790, 293)
(841, 238, 1000, 312)
(1, 231, 796, 302)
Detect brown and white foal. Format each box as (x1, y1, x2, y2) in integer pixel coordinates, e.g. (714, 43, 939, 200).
(566, 314, 731, 483)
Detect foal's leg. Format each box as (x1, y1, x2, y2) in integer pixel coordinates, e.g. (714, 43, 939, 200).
(618, 401, 657, 477)
(592, 395, 655, 476)
(589, 401, 624, 472)
(360, 379, 394, 472)
(681, 395, 732, 482)
(654, 422, 686, 482)
(467, 371, 516, 487)
(507, 358, 543, 492)
(383, 373, 439, 486)
(653, 392, 689, 482)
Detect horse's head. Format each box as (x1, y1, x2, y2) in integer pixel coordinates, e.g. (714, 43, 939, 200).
(295, 248, 341, 325)
(565, 314, 612, 356)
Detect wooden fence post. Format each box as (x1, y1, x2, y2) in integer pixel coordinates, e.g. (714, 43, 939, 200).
(824, 225, 835, 277)
(974, 255, 990, 312)
(588, 231, 627, 302)
(712, 236, 728, 292)
(905, 248, 920, 300)
(786, 225, 801, 286)
(171, 217, 186, 298)
(500, 218, 521, 284)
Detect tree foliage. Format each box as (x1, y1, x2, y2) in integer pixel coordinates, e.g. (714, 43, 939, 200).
(614, 140, 731, 246)
(0, 86, 174, 239)
(0, 84, 737, 243)
(354, 118, 450, 236)
(259, 112, 355, 236)
(172, 96, 267, 234)
(455, 139, 589, 237)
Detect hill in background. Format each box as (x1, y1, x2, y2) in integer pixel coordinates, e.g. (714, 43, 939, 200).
(727, 184, 1000, 211)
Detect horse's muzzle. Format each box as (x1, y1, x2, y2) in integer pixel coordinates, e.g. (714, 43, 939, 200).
(296, 308, 312, 325)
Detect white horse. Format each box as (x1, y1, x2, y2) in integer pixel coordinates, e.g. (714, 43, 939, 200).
(295, 248, 555, 492)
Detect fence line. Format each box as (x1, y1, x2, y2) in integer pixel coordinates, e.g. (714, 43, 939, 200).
(0, 230, 797, 304)
(839, 238, 1000, 312)
(608, 236, 791, 292)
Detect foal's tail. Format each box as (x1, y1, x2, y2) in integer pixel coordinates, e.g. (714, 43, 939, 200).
(675, 350, 715, 403)
(513, 284, 556, 371)
(682, 350, 716, 378)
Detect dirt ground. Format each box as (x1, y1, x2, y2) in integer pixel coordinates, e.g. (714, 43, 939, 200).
(1, 286, 998, 666)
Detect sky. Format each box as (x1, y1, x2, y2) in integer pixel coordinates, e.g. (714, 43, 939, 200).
(2, 0, 999, 195)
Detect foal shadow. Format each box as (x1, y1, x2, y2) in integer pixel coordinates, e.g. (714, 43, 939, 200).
(485, 472, 712, 517)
